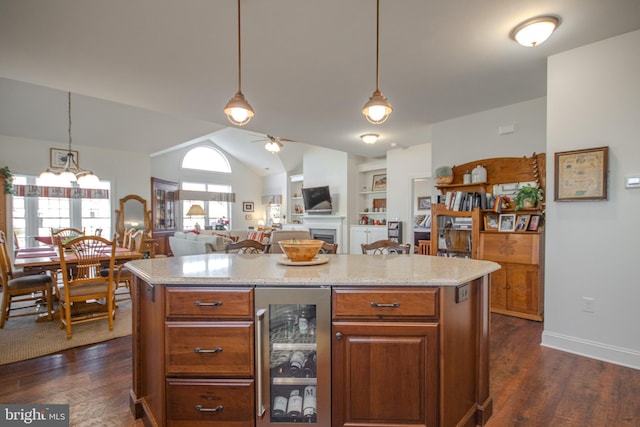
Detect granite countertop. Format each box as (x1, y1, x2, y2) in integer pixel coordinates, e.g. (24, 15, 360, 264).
(126, 254, 500, 287)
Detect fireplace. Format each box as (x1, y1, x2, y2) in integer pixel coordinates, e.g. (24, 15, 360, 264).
(310, 228, 337, 244)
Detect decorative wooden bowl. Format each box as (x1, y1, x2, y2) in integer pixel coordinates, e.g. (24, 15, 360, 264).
(278, 239, 324, 262)
(435, 175, 454, 185)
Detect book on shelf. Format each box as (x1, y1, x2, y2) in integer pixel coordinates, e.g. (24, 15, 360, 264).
(444, 191, 489, 211)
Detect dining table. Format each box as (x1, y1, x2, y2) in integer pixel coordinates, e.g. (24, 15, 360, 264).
(14, 246, 144, 322)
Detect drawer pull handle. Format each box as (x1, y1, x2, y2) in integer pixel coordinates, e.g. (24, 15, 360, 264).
(194, 346, 223, 354)
(195, 404, 223, 413)
(194, 300, 223, 307)
(371, 302, 400, 308)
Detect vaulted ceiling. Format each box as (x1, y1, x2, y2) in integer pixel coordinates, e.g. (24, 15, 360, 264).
(1, 0, 639, 176)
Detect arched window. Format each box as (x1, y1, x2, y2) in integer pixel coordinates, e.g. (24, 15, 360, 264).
(180, 145, 234, 231)
(182, 146, 231, 173)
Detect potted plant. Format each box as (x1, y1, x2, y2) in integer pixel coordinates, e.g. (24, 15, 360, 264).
(0, 166, 14, 194)
(435, 166, 453, 185)
(514, 185, 543, 210)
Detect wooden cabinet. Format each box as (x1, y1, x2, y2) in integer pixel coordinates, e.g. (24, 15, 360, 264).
(151, 177, 178, 256)
(430, 203, 480, 258)
(479, 231, 545, 321)
(133, 284, 255, 426)
(433, 153, 546, 321)
(332, 288, 438, 427)
(331, 285, 490, 427)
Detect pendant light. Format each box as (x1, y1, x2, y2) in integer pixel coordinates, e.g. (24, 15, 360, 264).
(39, 92, 99, 185)
(224, 0, 254, 126)
(362, 0, 392, 124)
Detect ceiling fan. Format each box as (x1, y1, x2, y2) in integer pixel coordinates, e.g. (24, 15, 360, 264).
(251, 134, 296, 153)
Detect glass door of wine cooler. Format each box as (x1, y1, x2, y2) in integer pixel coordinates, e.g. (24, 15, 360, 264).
(255, 287, 331, 426)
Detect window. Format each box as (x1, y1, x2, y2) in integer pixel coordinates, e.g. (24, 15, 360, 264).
(182, 182, 232, 231)
(180, 145, 235, 231)
(182, 146, 231, 173)
(11, 175, 111, 248)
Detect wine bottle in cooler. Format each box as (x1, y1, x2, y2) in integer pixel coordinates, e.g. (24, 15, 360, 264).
(303, 385, 317, 418)
(286, 389, 302, 418)
(287, 350, 305, 377)
(302, 351, 316, 378)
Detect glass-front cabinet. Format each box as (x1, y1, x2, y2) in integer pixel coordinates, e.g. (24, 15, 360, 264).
(255, 287, 331, 426)
(431, 203, 480, 259)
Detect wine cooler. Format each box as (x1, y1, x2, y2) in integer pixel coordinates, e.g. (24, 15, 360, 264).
(255, 287, 331, 426)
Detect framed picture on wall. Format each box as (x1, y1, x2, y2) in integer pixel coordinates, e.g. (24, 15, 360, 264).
(243, 201, 254, 212)
(50, 148, 78, 168)
(417, 196, 431, 210)
(554, 146, 608, 201)
(372, 173, 387, 191)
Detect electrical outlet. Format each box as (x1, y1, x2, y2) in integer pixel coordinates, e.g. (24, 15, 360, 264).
(583, 297, 595, 313)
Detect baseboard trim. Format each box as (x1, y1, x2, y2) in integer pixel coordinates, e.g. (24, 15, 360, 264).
(541, 331, 640, 370)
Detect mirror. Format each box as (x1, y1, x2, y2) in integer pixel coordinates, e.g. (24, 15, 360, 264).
(115, 194, 151, 243)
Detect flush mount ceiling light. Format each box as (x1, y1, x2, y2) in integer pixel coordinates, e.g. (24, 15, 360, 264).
(510, 15, 560, 47)
(39, 92, 99, 185)
(362, 0, 392, 124)
(224, 0, 254, 126)
(360, 133, 379, 144)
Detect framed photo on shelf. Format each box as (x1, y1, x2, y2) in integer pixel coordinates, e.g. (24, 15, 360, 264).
(484, 214, 499, 231)
(498, 214, 516, 232)
(242, 201, 254, 212)
(554, 146, 608, 201)
(417, 196, 431, 210)
(515, 214, 530, 231)
(527, 214, 542, 231)
(372, 173, 387, 191)
(50, 148, 78, 168)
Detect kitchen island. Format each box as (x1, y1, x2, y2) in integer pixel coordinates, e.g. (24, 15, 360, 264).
(127, 253, 500, 427)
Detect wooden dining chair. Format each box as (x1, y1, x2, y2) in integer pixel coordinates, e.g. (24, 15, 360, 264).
(111, 229, 144, 302)
(361, 239, 411, 255)
(319, 242, 338, 254)
(0, 231, 53, 328)
(51, 227, 85, 245)
(225, 239, 267, 254)
(57, 235, 117, 340)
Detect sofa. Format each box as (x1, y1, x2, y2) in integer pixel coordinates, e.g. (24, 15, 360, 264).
(169, 229, 271, 256)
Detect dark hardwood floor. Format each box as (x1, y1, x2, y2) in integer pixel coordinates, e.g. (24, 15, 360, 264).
(1, 314, 639, 426)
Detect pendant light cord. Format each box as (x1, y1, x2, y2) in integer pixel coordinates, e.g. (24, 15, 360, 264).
(237, 0, 242, 93)
(68, 92, 73, 153)
(375, 0, 380, 92)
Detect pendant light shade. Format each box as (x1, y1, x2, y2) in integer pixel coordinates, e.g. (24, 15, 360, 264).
(224, 0, 254, 126)
(363, 0, 392, 124)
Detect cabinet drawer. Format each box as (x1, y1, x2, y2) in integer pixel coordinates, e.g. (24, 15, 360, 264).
(166, 287, 253, 319)
(167, 379, 254, 427)
(479, 233, 541, 264)
(332, 288, 438, 319)
(166, 322, 254, 376)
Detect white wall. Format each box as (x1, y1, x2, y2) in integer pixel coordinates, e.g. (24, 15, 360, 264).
(302, 145, 350, 216)
(432, 97, 547, 179)
(387, 144, 432, 244)
(542, 30, 640, 369)
(0, 134, 150, 234)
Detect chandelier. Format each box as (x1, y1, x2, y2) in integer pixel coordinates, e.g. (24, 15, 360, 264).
(39, 92, 99, 185)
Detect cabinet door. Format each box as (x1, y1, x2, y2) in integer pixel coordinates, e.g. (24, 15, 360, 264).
(505, 264, 540, 317)
(332, 321, 438, 427)
(369, 226, 388, 243)
(490, 268, 507, 311)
